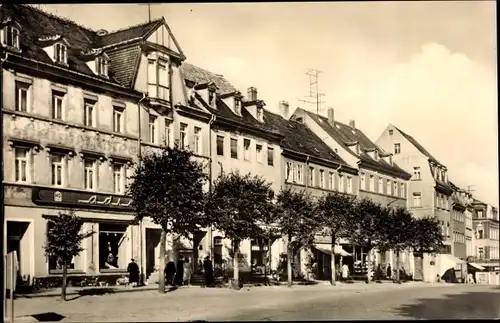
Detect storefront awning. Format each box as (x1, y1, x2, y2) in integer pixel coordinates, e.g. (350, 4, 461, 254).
(468, 263, 486, 271)
(314, 244, 351, 257)
(439, 254, 466, 277)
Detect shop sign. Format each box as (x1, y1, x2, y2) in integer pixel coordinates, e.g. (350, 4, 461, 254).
(32, 187, 134, 211)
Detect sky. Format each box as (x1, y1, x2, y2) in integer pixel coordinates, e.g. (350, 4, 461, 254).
(40, 2, 498, 206)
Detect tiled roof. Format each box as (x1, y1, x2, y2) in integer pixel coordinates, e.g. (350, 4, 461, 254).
(0, 4, 165, 88)
(304, 110, 411, 179)
(394, 126, 442, 166)
(264, 111, 350, 167)
(182, 63, 238, 95)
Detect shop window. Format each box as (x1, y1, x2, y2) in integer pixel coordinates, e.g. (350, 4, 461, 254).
(99, 223, 128, 271)
(47, 221, 83, 273)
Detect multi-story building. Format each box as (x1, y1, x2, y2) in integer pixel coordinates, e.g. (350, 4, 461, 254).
(1, 4, 209, 285)
(292, 108, 412, 277)
(472, 199, 500, 270)
(449, 182, 474, 261)
(376, 124, 460, 282)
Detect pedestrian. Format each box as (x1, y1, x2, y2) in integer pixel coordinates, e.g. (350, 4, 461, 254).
(342, 263, 349, 281)
(174, 255, 185, 286)
(386, 264, 392, 280)
(127, 258, 140, 287)
(165, 259, 176, 286)
(204, 255, 214, 287)
(183, 257, 192, 286)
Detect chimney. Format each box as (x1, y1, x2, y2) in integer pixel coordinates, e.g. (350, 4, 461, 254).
(327, 108, 335, 126)
(247, 87, 258, 101)
(349, 120, 356, 128)
(279, 101, 290, 119)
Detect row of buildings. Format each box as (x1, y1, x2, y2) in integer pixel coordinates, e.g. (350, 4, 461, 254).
(2, 5, 498, 286)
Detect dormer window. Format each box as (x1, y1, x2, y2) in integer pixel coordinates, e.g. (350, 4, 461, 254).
(374, 151, 379, 161)
(234, 98, 241, 115)
(2, 25, 20, 49)
(96, 55, 108, 77)
(147, 55, 169, 101)
(256, 107, 263, 122)
(54, 43, 67, 64)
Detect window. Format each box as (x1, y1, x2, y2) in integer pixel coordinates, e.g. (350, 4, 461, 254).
(234, 99, 241, 115)
(291, 165, 297, 182)
(393, 181, 398, 197)
(48, 221, 81, 272)
(54, 43, 67, 64)
(230, 138, 238, 159)
(84, 159, 96, 190)
(164, 120, 172, 147)
(84, 100, 96, 127)
(158, 59, 168, 100)
(400, 183, 405, 197)
(413, 193, 422, 207)
(216, 135, 224, 156)
(256, 144, 263, 163)
(113, 164, 125, 193)
(394, 143, 401, 155)
(256, 107, 263, 122)
(51, 154, 64, 187)
(99, 223, 128, 270)
(96, 56, 108, 76)
(413, 166, 421, 180)
(113, 106, 123, 133)
(2, 26, 20, 49)
(148, 58, 169, 100)
(378, 177, 383, 193)
(360, 173, 366, 190)
(309, 167, 315, 186)
(319, 170, 325, 188)
(194, 127, 202, 154)
(477, 210, 484, 218)
(286, 162, 292, 182)
(15, 81, 29, 112)
(297, 165, 304, 184)
(338, 174, 344, 192)
(148, 115, 157, 144)
(180, 123, 188, 149)
(14, 147, 29, 183)
(267, 147, 274, 166)
(386, 180, 392, 195)
(329, 172, 334, 190)
(347, 176, 352, 194)
(51, 92, 64, 120)
(243, 139, 251, 161)
(369, 175, 375, 192)
(477, 230, 483, 239)
(388, 129, 393, 135)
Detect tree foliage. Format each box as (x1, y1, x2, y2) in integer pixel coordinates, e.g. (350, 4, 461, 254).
(349, 198, 390, 250)
(127, 144, 209, 236)
(410, 216, 445, 254)
(379, 206, 415, 254)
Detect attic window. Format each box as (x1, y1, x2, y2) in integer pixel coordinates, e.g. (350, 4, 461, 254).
(351, 129, 356, 134)
(234, 98, 241, 115)
(389, 129, 393, 135)
(54, 43, 67, 64)
(374, 151, 379, 161)
(256, 107, 263, 122)
(2, 26, 20, 49)
(335, 124, 340, 129)
(96, 55, 109, 77)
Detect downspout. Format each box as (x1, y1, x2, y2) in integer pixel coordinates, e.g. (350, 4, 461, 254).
(137, 92, 147, 285)
(305, 156, 310, 189)
(1, 52, 10, 303)
(208, 114, 216, 264)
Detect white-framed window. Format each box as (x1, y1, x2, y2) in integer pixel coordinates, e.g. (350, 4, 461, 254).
(54, 43, 67, 64)
(329, 172, 334, 190)
(386, 180, 392, 195)
(230, 138, 238, 159)
(113, 106, 124, 133)
(309, 167, 315, 186)
(84, 100, 96, 127)
(256, 107, 263, 122)
(347, 176, 352, 194)
(400, 183, 405, 198)
(413, 166, 421, 180)
(96, 56, 108, 76)
(243, 138, 251, 161)
(338, 174, 344, 192)
(378, 177, 383, 193)
(14, 147, 29, 183)
(291, 165, 297, 182)
(15, 81, 30, 112)
(216, 135, 224, 156)
(234, 99, 241, 115)
(164, 120, 172, 147)
(319, 170, 325, 188)
(477, 210, 484, 218)
(2, 26, 20, 49)
(113, 163, 125, 194)
(286, 162, 293, 182)
(413, 192, 422, 207)
(194, 127, 202, 154)
(180, 123, 188, 150)
(84, 159, 96, 191)
(148, 114, 157, 144)
(394, 143, 401, 155)
(267, 147, 274, 166)
(369, 175, 375, 192)
(256, 144, 263, 163)
(297, 165, 304, 184)
(393, 181, 398, 197)
(50, 154, 65, 187)
(148, 57, 169, 100)
(360, 173, 366, 190)
(51, 91, 64, 120)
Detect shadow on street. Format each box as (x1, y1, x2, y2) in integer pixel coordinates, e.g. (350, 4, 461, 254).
(67, 287, 116, 301)
(394, 291, 500, 319)
(23, 312, 66, 322)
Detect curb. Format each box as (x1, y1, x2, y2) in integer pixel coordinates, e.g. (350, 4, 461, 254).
(15, 285, 159, 299)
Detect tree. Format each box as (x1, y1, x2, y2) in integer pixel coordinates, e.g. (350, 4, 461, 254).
(315, 191, 357, 286)
(379, 207, 415, 282)
(410, 216, 445, 254)
(273, 187, 317, 287)
(205, 171, 274, 289)
(43, 210, 94, 301)
(349, 198, 391, 283)
(127, 144, 208, 293)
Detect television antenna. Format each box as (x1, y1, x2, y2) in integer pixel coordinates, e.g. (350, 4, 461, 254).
(297, 68, 326, 115)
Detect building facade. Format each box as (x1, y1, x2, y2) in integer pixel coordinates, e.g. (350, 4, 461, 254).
(472, 200, 500, 270)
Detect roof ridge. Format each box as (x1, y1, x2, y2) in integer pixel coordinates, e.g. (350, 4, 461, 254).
(104, 17, 163, 37)
(20, 4, 96, 34)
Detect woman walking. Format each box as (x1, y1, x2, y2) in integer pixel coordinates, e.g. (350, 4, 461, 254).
(183, 257, 192, 286)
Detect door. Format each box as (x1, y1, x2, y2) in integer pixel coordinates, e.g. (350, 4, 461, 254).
(414, 254, 424, 281)
(145, 229, 161, 279)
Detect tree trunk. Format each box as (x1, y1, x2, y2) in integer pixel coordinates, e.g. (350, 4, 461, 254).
(287, 234, 293, 288)
(395, 250, 401, 282)
(366, 248, 372, 284)
(232, 240, 240, 289)
(61, 263, 67, 301)
(330, 233, 336, 286)
(158, 230, 166, 293)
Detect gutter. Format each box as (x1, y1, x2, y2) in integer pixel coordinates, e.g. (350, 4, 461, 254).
(208, 114, 216, 264)
(1, 51, 9, 293)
